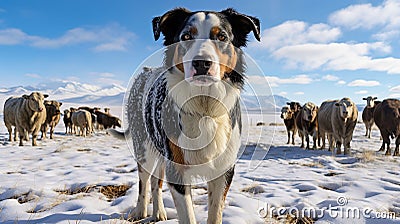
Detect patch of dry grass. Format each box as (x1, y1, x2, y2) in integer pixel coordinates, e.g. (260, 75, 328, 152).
(357, 150, 376, 163)
(241, 183, 265, 194)
(55, 184, 131, 201)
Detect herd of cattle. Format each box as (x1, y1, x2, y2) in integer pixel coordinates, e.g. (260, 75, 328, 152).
(280, 97, 400, 156)
(2, 91, 122, 146)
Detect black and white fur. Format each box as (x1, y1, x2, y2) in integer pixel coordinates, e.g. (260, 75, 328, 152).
(118, 8, 260, 223)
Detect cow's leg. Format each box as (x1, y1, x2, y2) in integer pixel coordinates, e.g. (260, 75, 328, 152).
(286, 128, 290, 144)
(367, 125, 372, 138)
(299, 132, 305, 148)
(383, 135, 391, 156)
(50, 125, 55, 139)
(305, 135, 310, 149)
(5, 124, 12, 142)
(32, 128, 39, 146)
(150, 163, 167, 221)
(17, 126, 25, 146)
(336, 141, 342, 154)
(394, 137, 400, 156)
(364, 124, 368, 137)
(344, 137, 351, 155)
(312, 132, 317, 149)
(291, 130, 295, 145)
(207, 166, 234, 224)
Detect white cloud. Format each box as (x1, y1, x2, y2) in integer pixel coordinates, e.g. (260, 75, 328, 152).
(355, 90, 368, 95)
(337, 80, 346, 85)
(251, 20, 341, 51)
(348, 79, 380, 87)
(329, 0, 400, 40)
(247, 74, 313, 87)
(389, 85, 400, 92)
(322, 74, 340, 81)
(272, 42, 400, 74)
(294, 92, 304, 95)
(278, 91, 288, 96)
(389, 93, 400, 98)
(0, 23, 135, 51)
(25, 73, 41, 79)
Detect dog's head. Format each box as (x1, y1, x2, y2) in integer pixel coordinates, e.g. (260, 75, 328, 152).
(153, 8, 260, 88)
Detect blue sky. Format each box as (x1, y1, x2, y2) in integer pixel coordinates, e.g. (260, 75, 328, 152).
(1, 0, 400, 105)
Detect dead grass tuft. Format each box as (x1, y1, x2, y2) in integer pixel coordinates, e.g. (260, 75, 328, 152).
(55, 184, 131, 202)
(241, 183, 265, 194)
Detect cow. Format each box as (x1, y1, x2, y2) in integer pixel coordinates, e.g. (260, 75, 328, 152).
(362, 96, 381, 138)
(71, 110, 92, 137)
(373, 99, 400, 156)
(9, 92, 49, 146)
(94, 110, 121, 131)
(41, 100, 62, 139)
(318, 98, 358, 155)
(280, 106, 296, 145)
(287, 101, 302, 117)
(63, 109, 73, 134)
(295, 102, 318, 149)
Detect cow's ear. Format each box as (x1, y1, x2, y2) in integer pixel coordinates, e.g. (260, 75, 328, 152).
(220, 8, 261, 47)
(43, 94, 49, 98)
(362, 98, 366, 100)
(286, 102, 291, 105)
(59, 102, 63, 106)
(152, 8, 192, 45)
(373, 97, 377, 100)
(22, 94, 29, 99)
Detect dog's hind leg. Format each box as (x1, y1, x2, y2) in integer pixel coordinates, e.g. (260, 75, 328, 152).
(132, 163, 150, 220)
(151, 162, 167, 221)
(207, 166, 235, 224)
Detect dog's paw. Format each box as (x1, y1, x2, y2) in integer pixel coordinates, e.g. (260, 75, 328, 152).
(153, 208, 167, 221)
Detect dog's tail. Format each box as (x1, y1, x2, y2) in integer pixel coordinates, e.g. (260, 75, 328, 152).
(109, 129, 130, 140)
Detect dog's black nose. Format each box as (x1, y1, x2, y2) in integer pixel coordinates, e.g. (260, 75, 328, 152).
(192, 56, 212, 76)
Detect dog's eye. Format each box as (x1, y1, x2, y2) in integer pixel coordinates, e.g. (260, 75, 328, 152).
(217, 34, 227, 42)
(181, 33, 192, 41)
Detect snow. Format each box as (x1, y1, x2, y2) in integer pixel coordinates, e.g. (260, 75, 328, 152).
(0, 109, 399, 223)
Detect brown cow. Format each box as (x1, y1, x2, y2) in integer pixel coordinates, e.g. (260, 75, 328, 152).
(295, 102, 318, 149)
(373, 99, 400, 156)
(362, 96, 380, 138)
(41, 100, 62, 139)
(280, 106, 296, 145)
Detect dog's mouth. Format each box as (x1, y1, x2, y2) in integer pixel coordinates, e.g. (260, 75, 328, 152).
(186, 74, 219, 86)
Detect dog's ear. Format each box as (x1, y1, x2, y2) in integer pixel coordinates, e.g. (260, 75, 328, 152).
(152, 8, 192, 45)
(220, 8, 261, 47)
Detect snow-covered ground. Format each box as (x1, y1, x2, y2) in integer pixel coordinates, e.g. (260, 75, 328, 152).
(0, 111, 399, 224)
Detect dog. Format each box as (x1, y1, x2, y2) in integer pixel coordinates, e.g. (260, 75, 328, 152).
(114, 8, 260, 223)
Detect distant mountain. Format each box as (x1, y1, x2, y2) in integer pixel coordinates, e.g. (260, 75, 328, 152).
(241, 94, 291, 113)
(0, 81, 127, 112)
(0, 81, 290, 113)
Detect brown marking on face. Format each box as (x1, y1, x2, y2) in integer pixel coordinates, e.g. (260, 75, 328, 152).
(189, 26, 198, 36)
(173, 44, 184, 73)
(214, 44, 237, 79)
(210, 26, 221, 37)
(169, 140, 185, 165)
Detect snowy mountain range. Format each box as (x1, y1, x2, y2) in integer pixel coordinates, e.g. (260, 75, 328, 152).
(0, 81, 290, 113)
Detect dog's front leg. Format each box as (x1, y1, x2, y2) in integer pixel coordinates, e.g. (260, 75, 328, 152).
(166, 162, 196, 223)
(207, 166, 235, 224)
(168, 182, 196, 223)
